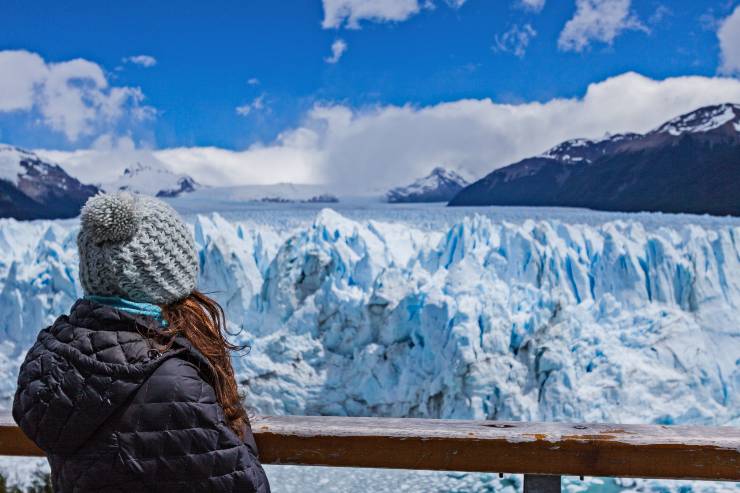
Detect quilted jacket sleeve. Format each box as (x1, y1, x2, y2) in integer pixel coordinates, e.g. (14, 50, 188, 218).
(113, 356, 270, 493)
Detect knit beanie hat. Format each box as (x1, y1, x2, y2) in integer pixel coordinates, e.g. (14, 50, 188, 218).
(77, 192, 199, 305)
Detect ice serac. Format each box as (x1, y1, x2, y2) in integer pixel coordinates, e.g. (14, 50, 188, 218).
(0, 210, 738, 430)
(238, 212, 740, 424)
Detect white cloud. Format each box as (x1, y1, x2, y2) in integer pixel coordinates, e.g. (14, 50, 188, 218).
(122, 55, 157, 68)
(0, 50, 47, 112)
(0, 50, 153, 141)
(157, 139, 322, 186)
(325, 39, 348, 64)
(558, 0, 646, 52)
(247, 78, 260, 86)
(493, 24, 537, 57)
(718, 6, 740, 75)
(322, 0, 421, 28)
(321, 0, 465, 29)
(41, 130, 322, 187)
(648, 4, 671, 25)
(235, 95, 266, 116)
(43, 73, 740, 192)
(519, 0, 545, 12)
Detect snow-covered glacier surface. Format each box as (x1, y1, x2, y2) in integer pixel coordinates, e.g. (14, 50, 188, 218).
(0, 206, 739, 492)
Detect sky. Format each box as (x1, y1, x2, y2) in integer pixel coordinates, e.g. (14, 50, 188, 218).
(1, 0, 740, 191)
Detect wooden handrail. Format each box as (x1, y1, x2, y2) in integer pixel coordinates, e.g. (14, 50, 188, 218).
(2, 414, 739, 482)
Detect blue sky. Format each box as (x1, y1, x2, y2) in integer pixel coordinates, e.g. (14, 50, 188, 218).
(1, 0, 740, 188)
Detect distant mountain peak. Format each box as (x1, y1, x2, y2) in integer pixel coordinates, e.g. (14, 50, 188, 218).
(427, 166, 468, 182)
(122, 161, 152, 178)
(386, 166, 470, 203)
(653, 103, 740, 136)
(104, 160, 201, 198)
(0, 144, 99, 219)
(428, 166, 454, 176)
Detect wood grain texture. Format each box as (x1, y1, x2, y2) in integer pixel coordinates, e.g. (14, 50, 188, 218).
(2, 414, 738, 481)
(0, 416, 43, 457)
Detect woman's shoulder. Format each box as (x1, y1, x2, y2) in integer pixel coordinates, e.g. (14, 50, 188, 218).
(152, 335, 219, 382)
(138, 351, 218, 404)
(150, 353, 208, 383)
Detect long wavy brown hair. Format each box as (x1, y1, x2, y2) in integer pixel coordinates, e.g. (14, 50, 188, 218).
(159, 290, 248, 438)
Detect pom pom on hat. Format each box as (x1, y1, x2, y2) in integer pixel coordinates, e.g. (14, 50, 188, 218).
(80, 192, 141, 243)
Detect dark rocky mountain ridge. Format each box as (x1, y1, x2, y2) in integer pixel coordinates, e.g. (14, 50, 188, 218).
(449, 104, 740, 216)
(0, 145, 99, 220)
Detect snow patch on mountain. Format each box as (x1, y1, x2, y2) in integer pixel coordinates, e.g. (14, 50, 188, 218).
(0, 145, 31, 186)
(540, 139, 591, 163)
(0, 145, 66, 188)
(538, 133, 641, 163)
(655, 103, 740, 136)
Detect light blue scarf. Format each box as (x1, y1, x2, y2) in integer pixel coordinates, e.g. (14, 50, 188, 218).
(85, 295, 169, 327)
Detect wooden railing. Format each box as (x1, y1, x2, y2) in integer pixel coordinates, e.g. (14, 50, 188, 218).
(1, 414, 738, 492)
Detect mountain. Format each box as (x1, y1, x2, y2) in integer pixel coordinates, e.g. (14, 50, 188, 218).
(449, 103, 740, 216)
(102, 161, 200, 198)
(0, 145, 99, 220)
(386, 167, 470, 203)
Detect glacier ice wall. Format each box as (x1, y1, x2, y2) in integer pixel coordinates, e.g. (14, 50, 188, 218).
(0, 211, 738, 428)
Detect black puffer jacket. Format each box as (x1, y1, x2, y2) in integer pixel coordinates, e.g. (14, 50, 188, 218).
(12, 299, 270, 493)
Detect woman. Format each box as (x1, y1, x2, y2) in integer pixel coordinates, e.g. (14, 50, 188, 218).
(13, 192, 271, 492)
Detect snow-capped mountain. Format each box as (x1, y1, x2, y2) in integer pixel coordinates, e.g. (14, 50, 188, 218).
(102, 161, 201, 198)
(654, 103, 740, 136)
(450, 103, 740, 215)
(0, 145, 99, 220)
(386, 167, 470, 203)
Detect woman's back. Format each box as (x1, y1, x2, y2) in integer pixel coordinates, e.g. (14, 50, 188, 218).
(13, 192, 270, 492)
(13, 298, 269, 492)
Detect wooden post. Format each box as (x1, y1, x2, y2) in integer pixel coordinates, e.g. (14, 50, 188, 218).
(524, 474, 561, 493)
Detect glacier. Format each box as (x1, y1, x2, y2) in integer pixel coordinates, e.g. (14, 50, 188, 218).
(0, 206, 739, 492)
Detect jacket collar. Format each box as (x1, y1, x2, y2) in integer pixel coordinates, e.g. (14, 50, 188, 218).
(67, 298, 216, 376)
(69, 298, 164, 333)
(84, 295, 168, 327)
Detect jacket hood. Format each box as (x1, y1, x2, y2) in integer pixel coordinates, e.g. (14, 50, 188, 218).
(12, 299, 196, 454)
